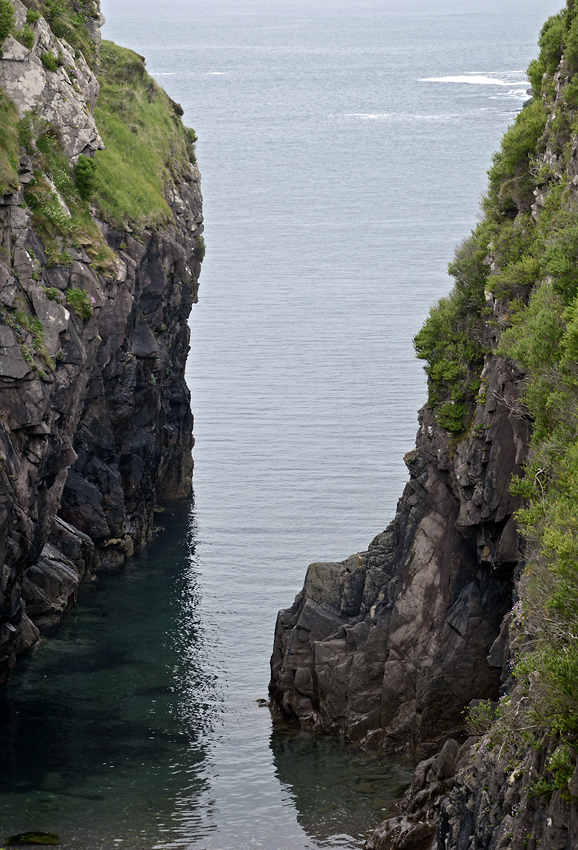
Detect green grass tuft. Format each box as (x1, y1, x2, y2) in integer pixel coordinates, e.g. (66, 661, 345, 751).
(93, 40, 198, 231)
(0, 88, 20, 197)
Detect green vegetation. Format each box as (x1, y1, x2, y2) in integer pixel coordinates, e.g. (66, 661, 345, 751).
(74, 154, 96, 199)
(15, 24, 35, 49)
(0, 88, 19, 196)
(32, 0, 99, 68)
(92, 40, 197, 230)
(413, 83, 554, 433)
(23, 122, 116, 273)
(414, 0, 578, 794)
(0, 0, 15, 43)
(5, 298, 55, 371)
(65, 287, 94, 320)
(41, 50, 60, 71)
(414, 227, 491, 432)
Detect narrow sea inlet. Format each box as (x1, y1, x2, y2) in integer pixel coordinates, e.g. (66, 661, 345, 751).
(0, 0, 563, 847)
(0, 503, 411, 849)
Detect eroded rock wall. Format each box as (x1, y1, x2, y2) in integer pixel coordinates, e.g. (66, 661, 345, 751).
(0, 1, 202, 683)
(270, 304, 530, 760)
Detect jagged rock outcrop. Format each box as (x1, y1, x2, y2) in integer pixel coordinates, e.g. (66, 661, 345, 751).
(0, 1, 202, 683)
(366, 737, 477, 850)
(0, 0, 103, 161)
(270, 322, 529, 759)
(434, 737, 578, 850)
(272, 4, 578, 847)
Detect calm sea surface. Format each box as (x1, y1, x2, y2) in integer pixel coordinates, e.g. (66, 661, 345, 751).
(0, 1, 563, 848)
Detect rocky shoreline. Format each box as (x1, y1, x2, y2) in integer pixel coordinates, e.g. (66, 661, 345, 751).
(0, 0, 202, 684)
(270, 3, 578, 847)
(270, 343, 528, 761)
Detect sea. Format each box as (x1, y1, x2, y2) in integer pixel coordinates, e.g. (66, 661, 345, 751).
(0, 1, 563, 848)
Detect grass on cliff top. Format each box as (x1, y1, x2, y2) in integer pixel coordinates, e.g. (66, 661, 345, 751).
(93, 40, 197, 231)
(0, 87, 19, 196)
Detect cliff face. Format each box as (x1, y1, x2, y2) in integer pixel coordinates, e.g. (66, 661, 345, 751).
(270, 336, 528, 760)
(0, 0, 202, 682)
(271, 2, 578, 848)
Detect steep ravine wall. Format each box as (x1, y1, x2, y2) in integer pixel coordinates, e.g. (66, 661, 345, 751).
(270, 324, 528, 760)
(270, 3, 578, 848)
(0, 0, 202, 683)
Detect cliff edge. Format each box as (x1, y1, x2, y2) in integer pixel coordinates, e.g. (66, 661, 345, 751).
(0, 0, 203, 683)
(271, 2, 578, 848)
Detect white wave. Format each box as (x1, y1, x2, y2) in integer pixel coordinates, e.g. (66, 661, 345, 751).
(419, 75, 527, 86)
(342, 112, 457, 123)
(488, 88, 529, 99)
(207, 71, 225, 75)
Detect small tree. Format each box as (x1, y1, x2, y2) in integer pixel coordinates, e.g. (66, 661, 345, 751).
(0, 0, 15, 43)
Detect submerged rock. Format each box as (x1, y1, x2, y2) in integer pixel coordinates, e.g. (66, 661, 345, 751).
(6, 833, 59, 846)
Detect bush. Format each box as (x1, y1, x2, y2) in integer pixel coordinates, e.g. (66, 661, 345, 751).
(527, 58, 546, 97)
(26, 9, 40, 23)
(538, 11, 566, 76)
(66, 288, 95, 320)
(15, 24, 34, 50)
(487, 98, 548, 213)
(74, 155, 97, 200)
(0, 0, 15, 42)
(414, 229, 490, 432)
(41, 51, 60, 72)
(565, 11, 578, 70)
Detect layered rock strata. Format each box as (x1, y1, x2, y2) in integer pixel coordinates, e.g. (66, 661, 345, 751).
(0, 1, 202, 684)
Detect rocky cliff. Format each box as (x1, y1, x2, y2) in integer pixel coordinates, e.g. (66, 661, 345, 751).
(271, 2, 578, 848)
(0, 0, 202, 683)
(270, 319, 528, 760)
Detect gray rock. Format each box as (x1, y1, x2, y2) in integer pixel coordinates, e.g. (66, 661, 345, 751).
(270, 355, 525, 757)
(0, 326, 31, 379)
(0, 1, 203, 682)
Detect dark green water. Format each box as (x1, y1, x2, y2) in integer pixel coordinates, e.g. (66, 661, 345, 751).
(0, 504, 411, 850)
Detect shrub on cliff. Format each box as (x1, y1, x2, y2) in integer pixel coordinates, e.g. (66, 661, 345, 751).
(414, 228, 490, 432)
(74, 155, 97, 200)
(0, 0, 15, 43)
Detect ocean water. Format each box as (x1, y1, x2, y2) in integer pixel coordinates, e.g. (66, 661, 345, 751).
(0, 1, 563, 848)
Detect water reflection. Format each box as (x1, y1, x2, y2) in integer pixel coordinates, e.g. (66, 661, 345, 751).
(0, 500, 219, 849)
(270, 725, 413, 845)
(0, 501, 412, 850)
